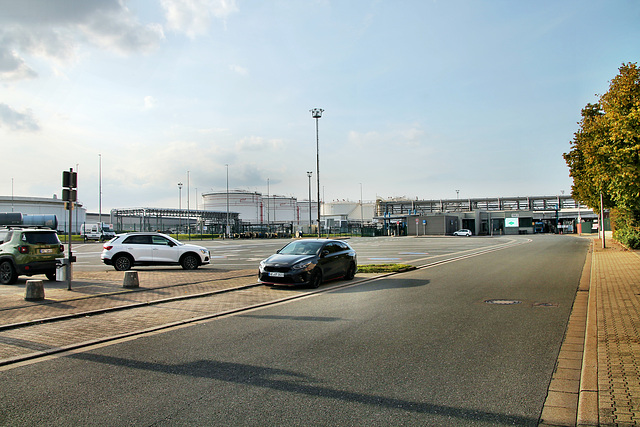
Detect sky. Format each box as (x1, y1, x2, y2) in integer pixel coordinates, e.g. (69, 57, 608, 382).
(1, 0, 639, 213)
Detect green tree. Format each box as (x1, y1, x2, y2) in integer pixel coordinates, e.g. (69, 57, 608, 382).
(563, 103, 610, 211)
(564, 62, 640, 247)
(598, 63, 640, 219)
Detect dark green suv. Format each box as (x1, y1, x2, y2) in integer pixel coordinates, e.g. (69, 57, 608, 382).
(0, 228, 65, 285)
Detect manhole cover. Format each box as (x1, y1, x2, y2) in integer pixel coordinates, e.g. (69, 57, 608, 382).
(484, 299, 522, 305)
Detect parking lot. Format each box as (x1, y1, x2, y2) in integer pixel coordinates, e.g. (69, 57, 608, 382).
(69, 235, 527, 272)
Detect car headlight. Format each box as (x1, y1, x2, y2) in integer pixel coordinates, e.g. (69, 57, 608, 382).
(200, 249, 208, 255)
(292, 261, 312, 270)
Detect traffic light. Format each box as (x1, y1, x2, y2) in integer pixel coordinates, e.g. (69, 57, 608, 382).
(62, 169, 77, 208)
(62, 170, 77, 189)
(62, 189, 77, 202)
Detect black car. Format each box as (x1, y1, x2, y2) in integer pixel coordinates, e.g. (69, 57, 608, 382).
(258, 239, 357, 288)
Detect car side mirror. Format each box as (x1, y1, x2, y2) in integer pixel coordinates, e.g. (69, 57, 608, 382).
(320, 250, 329, 258)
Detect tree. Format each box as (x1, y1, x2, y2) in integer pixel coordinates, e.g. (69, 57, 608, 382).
(564, 62, 640, 247)
(563, 103, 610, 211)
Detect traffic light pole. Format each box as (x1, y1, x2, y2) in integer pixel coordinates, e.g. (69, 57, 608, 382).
(67, 195, 73, 290)
(62, 168, 77, 290)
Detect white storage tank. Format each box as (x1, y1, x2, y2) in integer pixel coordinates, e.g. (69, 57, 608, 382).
(323, 200, 360, 216)
(202, 190, 262, 223)
(263, 196, 296, 223)
(296, 200, 319, 225)
(323, 200, 375, 222)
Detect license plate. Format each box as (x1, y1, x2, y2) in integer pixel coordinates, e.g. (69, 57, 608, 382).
(39, 248, 53, 254)
(269, 272, 285, 278)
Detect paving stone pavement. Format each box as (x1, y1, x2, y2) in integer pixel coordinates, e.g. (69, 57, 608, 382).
(0, 268, 259, 326)
(0, 267, 378, 366)
(593, 241, 640, 426)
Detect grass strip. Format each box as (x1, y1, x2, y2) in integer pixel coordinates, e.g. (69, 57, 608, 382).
(358, 264, 415, 273)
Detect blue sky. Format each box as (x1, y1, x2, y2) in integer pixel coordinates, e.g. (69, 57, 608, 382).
(1, 0, 639, 213)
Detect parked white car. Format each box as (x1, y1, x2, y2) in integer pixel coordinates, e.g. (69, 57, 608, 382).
(101, 232, 210, 271)
(453, 229, 472, 237)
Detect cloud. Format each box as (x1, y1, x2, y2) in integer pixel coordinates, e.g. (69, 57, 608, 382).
(143, 96, 157, 110)
(229, 64, 248, 76)
(0, 0, 165, 82)
(236, 136, 284, 152)
(0, 103, 40, 131)
(161, 0, 238, 38)
(348, 125, 426, 148)
(79, 11, 165, 55)
(0, 48, 37, 81)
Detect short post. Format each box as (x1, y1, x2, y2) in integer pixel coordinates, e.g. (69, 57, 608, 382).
(123, 271, 139, 289)
(25, 280, 45, 301)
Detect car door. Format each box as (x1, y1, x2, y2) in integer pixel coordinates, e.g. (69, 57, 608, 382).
(319, 242, 341, 279)
(121, 235, 154, 262)
(151, 235, 178, 263)
(334, 241, 352, 276)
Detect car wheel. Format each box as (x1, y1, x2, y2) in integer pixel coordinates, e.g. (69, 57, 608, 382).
(113, 255, 133, 271)
(308, 268, 322, 289)
(45, 271, 56, 281)
(344, 263, 356, 280)
(181, 254, 199, 270)
(0, 261, 18, 285)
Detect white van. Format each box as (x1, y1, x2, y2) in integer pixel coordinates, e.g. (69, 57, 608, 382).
(81, 223, 115, 242)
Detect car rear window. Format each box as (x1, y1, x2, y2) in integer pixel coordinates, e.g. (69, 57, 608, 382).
(22, 231, 60, 245)
(123, 235, 152, 244)
(0, 231, 11, 244)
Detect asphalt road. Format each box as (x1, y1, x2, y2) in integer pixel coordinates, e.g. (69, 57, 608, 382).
(0, 235, 589, 426)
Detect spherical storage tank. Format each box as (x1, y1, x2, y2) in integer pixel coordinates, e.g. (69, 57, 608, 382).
(202, 190, 262, 223)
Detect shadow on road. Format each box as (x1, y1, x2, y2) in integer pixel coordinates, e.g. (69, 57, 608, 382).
(338, 278, 430, 293)
(68, 352, 537, 425)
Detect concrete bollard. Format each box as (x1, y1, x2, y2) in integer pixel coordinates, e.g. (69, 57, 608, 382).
(123, 271, 139, 289)
(25, 280, 45, 301)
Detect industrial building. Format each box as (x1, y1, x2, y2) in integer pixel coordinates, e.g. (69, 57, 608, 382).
(1, 193, 603, 237)
(376, 195, 602, 236)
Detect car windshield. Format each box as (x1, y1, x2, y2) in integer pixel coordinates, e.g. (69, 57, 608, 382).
(22, 231, 60, 245)
(279, 241, 324, 255)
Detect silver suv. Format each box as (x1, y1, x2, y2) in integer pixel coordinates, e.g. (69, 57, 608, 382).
(101, 232, 210, 271)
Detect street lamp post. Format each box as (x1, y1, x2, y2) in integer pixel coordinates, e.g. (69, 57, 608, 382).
(99, 154, 102, 225)
(310, 108, 323, 238)
(178, 182, 183, 237)
(307, 171, 312, 234)
(360, 183, 364, 230)
(226, 164, 230, 238)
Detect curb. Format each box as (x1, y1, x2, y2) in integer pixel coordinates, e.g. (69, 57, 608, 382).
(577, 243, 598, 426)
